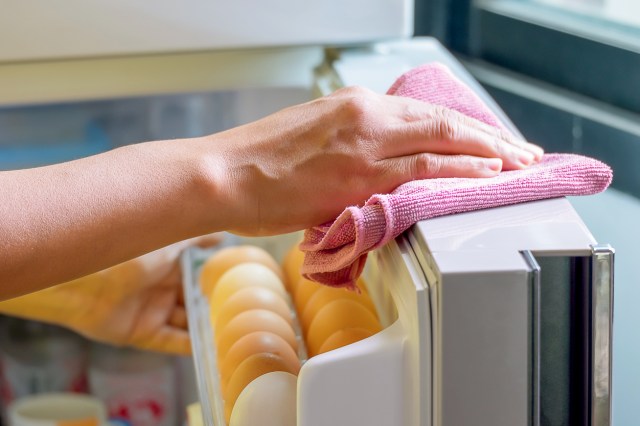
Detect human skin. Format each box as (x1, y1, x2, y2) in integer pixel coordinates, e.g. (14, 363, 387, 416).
(0, 236, 220, 354)
(0, 86, 543, 301)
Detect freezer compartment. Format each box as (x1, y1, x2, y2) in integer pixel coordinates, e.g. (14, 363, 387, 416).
(181, 234, 431, 426)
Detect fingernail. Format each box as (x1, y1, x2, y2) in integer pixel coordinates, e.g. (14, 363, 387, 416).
(519, 151, 535, 166)
(485, 158, 502, 172)
(528, 144, 545, 160)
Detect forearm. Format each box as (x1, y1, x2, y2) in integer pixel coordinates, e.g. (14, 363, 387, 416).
(0, 138, 223, 299)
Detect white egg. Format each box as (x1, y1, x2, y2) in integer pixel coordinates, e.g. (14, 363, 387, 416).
(229, 371, 297, 426)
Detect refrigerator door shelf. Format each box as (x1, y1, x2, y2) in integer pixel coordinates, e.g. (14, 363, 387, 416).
(181, 236, 430, 426)
(298, 236, 433, 426)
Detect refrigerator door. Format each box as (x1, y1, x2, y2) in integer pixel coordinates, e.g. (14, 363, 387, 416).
(320, 39, 613, 426)
(408, 202, 613, 426)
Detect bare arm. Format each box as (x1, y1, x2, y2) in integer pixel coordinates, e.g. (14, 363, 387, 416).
(0, 140, 219, 299)
(0, 87, 542, 300)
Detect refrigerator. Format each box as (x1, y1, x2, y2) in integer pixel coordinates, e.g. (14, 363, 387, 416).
(0, 1, 613, 425)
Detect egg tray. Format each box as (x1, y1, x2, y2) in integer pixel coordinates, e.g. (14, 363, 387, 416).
(181, 244, 308, 426)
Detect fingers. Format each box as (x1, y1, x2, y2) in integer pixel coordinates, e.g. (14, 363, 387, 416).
(137, 327, 192, 355)
(168, 305, 188, 329)
(193, 232, 224, 248)
(377, 100, 544, 169)
(383, 120, 532, 171)
(382, 153, 503, 182)
(420, 105, 544, 161)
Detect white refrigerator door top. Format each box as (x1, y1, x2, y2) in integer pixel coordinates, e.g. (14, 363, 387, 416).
(414, 197, 597, 258)
(0, 0, 412, 62)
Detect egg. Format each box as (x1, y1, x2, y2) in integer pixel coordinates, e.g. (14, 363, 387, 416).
(223, 353, 300, 424)
(209, 263, 287, 321)
(199, 245, 282, 297)
(187, 402, 204, 426)
(229, 371, 297, 426)
(301, 286, 378, 333)
(215, 309, 298, 361)
(282, 244, 305, 293)
(293, 278, 324, 315)
(306, 299, 382, 357)
(219, 331, 300, 393)
(213, 286, 292, 335)
(317, 328, 374, 355)
(355, 277, 370, 294)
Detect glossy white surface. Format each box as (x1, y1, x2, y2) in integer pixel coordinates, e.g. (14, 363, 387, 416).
(0, 0, 411, 62)
(299, 237, 431, 426)
(414, 198, 596, 256)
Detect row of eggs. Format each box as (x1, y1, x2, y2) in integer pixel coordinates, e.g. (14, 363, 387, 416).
(198, 243, 382, 425)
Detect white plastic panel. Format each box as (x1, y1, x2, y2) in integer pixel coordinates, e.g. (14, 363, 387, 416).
(431, 251, 533, 426)
(298, 322, 408, 426)
(414, 198, 596, 256)
(298, 236, 432, 426)
(0, 0, 412, 62)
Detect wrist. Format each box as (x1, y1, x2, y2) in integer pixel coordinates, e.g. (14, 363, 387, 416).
(188, 134, 240, 235)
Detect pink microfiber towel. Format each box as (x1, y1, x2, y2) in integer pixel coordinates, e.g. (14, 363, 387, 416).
(299, 63, 613, 289)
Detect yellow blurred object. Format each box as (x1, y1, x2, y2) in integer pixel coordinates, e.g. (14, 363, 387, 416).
(209, 263, 286, 322)
(0, 236, 222, 355)
(199, 245, 282, 297)
(293, 278, 324, 315)
(213, 286, 292, 332)
(219, 331, 300, 393)
(306, 299, 382, 357)
(229, 371, 297, 426)
(223, 352, 300, 424)
(281, 243, 305, 293)
(355, 277, 370, 294)
(301, 286, 377, 333)
(317, 328, 374, 354)
(186, 402, 204, 426)
(215, 309, 298, 360)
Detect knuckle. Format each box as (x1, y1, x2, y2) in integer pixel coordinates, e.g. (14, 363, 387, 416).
(490, 137, 506, 157)
(437, 119, 457, 141)
(338, 85, 372, 97)
(335, 86, 381, 135)
(496, 127, 515, 143)
(429, 108, 457, 141)
(414, 154, 442, 178)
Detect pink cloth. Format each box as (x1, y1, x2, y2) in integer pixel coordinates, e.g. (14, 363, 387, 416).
(300, 63, 613, 289)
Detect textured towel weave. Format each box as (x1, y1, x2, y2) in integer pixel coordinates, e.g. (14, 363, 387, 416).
(300, 63, 613, 289)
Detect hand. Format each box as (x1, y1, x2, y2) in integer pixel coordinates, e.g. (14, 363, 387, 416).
(202, 86, 544, 235)
(0, 234, 221, 355)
